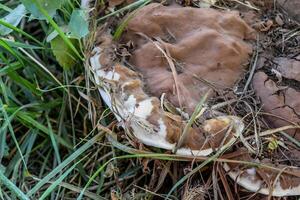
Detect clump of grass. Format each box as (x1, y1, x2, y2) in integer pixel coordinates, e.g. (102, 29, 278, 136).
(0, 0, 109, 199)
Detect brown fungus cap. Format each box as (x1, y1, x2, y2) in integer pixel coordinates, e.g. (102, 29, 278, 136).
(253, 70, 300, 141)
(274, 57, 300, 82)
(123, 3, 255, 114)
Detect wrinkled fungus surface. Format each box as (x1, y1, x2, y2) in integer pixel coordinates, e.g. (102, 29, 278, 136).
(123, 3, 255, 113)
(253, 63, 300, 140)
(274, 57, 300, 82)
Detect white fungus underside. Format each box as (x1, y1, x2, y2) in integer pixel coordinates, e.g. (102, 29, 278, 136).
(223, 163, 300, 196)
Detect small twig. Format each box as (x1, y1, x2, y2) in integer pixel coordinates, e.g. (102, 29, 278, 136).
(258, 125, 300, 137)
(243, 100, 261, 155)
(211, 99, 238, 110)
(242, 37, 259, 94)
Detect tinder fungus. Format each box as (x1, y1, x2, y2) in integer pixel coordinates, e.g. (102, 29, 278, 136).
(90, 3, 300, 197)
(123, 3, 255, 113)
(89, 3, 250, 156)
(253, 58, 300, 140)
(91, 39, 242, 155)
(223, 149, 300, 196)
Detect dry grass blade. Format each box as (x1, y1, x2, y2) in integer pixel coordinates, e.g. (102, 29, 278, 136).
(173, 90, 211, 153)
(167, 129, 239, 199)
(242, 37, 259, 94)
(218, 165, 234, 200)
(103, 124, 300, 177)
(229, 0, 260, 10)
(152, 38, 183, 110)
(252, 125, 300, 138)
(268, 166, 289, 198)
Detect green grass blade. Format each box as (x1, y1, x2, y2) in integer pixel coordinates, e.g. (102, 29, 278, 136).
(27, 133, 102, 197)
(5, 131, 33, 177)
(173, 90, 210, 153)
(1, 39, 43, 49)
(14, 111, 71, 149)
(0, 3, 13, 12)
(46, 115, 62, 164)
(31, 0, 83, 60)
(76, 153, 179, 200)
(0, 170, 29, 200)
(0, 19, 43, 46)
(24, 130, 38, 164)
(7, 71, 42, 96)
(0, 99, 28, 172)
(38, 158, 83, 200)
(0, 38, 24, 64)
(0, 61, 22, 76)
